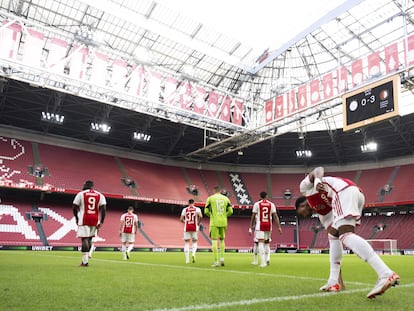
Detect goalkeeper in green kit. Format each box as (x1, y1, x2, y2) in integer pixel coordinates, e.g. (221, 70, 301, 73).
(204, 186, 233, 267)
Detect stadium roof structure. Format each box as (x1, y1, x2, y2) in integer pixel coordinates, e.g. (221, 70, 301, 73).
(0, 0, 414, 167)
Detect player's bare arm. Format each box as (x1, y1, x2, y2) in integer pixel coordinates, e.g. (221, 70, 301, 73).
(273, 212, 283, 234)
(309, 167, 326, 192)
(249, 212, 256, 235)
(72, 204, 79, 224)
(98, 205, 106, 229)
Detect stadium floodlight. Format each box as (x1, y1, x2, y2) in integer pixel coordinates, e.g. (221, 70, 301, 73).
(133, 132, 151, 142)
(41, 111, 64, 124)
(295, 149, 312, 158)
(90, 122, 111, 133)
(361, 141, 377, 153)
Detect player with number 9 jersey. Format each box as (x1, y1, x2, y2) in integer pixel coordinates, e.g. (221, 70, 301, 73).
(73, 187, 107, 227)
(72, 180, 106, 267)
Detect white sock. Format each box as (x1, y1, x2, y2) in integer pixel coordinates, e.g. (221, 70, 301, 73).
(192, 241, 198, 256)
(328, 234, 342, 285)
(127, 244, 134, 252)
(258, 242, 265, 265)
(253, 243, 258, 262)
(82, 252, 89, 264)
(265, 244, 270, 262)
(340, 232, 392, 278)
(88, 246, 94, 257)
(184, 241, 190, 262)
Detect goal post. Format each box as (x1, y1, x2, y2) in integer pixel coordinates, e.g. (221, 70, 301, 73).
(366, 239, 399, 255)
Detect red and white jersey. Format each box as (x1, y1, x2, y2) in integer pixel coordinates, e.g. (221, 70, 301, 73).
(252, 199, 276, 232)
(305, 191, 332, 215)
(120, 212, 138, 234)
(300, 175, 358, 216)
(73, 189, 106, 226)
(181, 205, 202, 232)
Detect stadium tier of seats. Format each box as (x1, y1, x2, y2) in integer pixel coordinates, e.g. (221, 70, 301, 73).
(120, 158, 189, 202)
(356, 167, 396, 203)
(269, 173, 304, 207)
(355, 215, 382, 240)
(182, 168, 209, 201)
(298, 213, 414, 250)
(239, 172, 268, 204)
(0, 137, 36, 185)
(1, 136, 413, 250)
(0, 202, 43, 246)
(2, 136, 414, 206)
(225, 217, 253, 249)
(197, 169, 227, 200)
(1, 200, 413, 249)
(38, 144, 130, 195)
(381, 164, 414, 203)
(364, 214, 414, 249)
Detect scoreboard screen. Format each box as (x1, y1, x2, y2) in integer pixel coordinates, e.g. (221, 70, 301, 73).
(342, 75, 400, 132)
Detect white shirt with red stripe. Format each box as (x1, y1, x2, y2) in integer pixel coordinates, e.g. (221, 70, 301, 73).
(252, 199, 276, 232)
(120, 212, 138, 233)
(300, 175, 364, 224)
(73, 189, 106, 226)
(181, 205, 202, 232)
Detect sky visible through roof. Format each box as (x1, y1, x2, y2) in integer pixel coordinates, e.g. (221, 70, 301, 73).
(155, 0, 347, 58)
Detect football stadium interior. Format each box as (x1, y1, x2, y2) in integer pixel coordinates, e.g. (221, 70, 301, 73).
(0, 0, 413, 253)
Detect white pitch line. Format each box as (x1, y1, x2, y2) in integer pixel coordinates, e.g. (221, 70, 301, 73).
(28, 251, 370, 286)
(86, 257, 370, 286)
(150, 283, 414, 311)
(5, 251, 413, 310)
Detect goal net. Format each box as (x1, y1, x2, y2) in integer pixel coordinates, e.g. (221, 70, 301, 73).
(367, 239, 399, 255)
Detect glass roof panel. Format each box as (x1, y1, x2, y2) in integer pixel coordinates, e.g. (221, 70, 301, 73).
(0, 0, 414, 148)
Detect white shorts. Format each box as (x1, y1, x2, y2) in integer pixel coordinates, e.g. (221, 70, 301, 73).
(255, 231, 271, 241)
(253, 232, 270, 243)
(121, 233, 135, 243)
(183, 231, 198, 241)
(77, 226, 97, 238)
(319, 211, 333, 230)
(332, 186, 365, 230)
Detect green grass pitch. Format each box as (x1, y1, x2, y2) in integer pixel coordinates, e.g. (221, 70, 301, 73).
(0, 250, 412, 311)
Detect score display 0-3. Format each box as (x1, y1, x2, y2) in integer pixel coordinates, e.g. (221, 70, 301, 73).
(342, 75, 400, 132)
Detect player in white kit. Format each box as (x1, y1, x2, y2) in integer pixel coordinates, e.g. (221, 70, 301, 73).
(180, 199, 203, 263)
(249, 192, 282, 267)
(120, 206, 139, 260)
(73, 180, 106, 267)
(296, 167, 400, 299)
